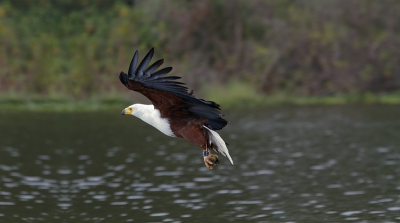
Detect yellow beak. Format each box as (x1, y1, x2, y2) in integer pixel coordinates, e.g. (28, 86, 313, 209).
(121, 108, 132, 115)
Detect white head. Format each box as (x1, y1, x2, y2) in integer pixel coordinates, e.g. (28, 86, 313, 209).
(121, 103, 154, 118)
(121, 104, 139, 116)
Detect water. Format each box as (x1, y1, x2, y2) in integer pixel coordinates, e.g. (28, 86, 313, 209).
(0, 105, 400, 222)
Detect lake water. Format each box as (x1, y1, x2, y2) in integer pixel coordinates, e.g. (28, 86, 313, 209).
(0, 105, 400, 222)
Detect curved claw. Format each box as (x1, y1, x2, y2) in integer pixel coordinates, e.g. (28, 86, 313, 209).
(204, 154, 219, 170)
(212, 157, 219, 165)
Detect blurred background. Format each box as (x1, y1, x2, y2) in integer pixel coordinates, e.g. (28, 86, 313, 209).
(1, 1, 400, 222)
(1, 0, 400, 109)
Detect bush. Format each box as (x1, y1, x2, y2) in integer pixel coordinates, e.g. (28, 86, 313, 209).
(0, 0, 399, 100)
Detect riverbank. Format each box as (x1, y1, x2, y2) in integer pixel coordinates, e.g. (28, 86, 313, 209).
(1, 85, 400, 111)
(203, 82, 400, 108)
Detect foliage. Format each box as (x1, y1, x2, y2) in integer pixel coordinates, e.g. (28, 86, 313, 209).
(0, 0, 399, 101)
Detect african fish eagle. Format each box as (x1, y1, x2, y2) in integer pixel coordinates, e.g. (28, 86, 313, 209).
(119, 48, 233, 169)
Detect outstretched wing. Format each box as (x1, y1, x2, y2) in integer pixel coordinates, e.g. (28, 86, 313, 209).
(119, 48, 227, 130)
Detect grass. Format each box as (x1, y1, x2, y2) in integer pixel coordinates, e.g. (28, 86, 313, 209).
(1, 83, 400, 111)
(0, 93, 132, 112)
(202, 81, 400, 108)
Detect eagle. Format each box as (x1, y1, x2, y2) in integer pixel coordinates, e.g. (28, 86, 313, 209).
(119, 48, 233, 169)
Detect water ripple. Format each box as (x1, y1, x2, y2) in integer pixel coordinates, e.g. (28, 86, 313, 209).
(0, 202, 15, 205)
(1, 107, 400, 221)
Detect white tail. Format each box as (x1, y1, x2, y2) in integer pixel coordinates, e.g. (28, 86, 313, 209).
(204, 126, 234, 165)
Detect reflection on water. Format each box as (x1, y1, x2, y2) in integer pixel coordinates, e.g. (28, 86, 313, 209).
(0, 105, 400, 222)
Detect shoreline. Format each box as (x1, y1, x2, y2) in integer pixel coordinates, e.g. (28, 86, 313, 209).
(1, 92, 400, 111)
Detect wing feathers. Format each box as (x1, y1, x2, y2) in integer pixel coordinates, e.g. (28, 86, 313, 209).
(128, 51, 138, 79)
(144, 59, 164, 77)
(158, 76, 181, 81)
(119, 72, 128, 86)
(148, 67, 173, 80)
(136, 48, 154, 77)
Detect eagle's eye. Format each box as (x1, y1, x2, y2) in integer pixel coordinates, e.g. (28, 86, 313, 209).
(129, 108, 133, 111)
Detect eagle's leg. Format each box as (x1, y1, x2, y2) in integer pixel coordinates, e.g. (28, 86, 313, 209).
(177, 126, 220, 170)
(203, 150, 219, 170)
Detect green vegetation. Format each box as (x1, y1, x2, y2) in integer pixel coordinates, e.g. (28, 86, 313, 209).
(203, 82, 400, 107)
(0, 93, 131, 111)
(0, 0, 400, 110)
(2, 87, 400, 111)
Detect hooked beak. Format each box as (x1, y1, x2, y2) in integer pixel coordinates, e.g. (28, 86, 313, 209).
(121, 108, 132, 115)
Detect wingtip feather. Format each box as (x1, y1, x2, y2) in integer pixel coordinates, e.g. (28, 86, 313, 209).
(144, 59, 164, 76)
(128, 51, 138, 79)
(149, 67, 173, 80)
(119, 71, 128, 86)
(136, 48, 155, 77)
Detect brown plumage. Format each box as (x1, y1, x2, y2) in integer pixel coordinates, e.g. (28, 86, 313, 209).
(119, 48, 233, 169)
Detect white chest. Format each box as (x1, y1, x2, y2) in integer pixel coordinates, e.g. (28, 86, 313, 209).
(133, 105, 176, 137)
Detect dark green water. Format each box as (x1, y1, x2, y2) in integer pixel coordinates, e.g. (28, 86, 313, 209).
(1, 105, 400, 222)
